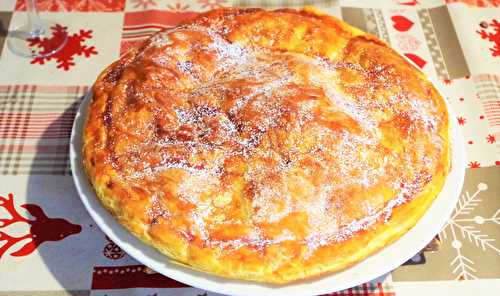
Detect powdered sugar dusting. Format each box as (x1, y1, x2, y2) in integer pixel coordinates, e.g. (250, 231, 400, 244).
(150, 31, 174, 47)
(115, 23, 445, 254)
(207, 30, 251, 73)
(147, 193, 171, 223)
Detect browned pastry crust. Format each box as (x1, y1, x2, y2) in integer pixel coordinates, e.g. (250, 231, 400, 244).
(83, 7, 450, 283)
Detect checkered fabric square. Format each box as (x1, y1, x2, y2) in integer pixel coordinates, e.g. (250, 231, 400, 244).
(89, 265, 395, 296)
(475, 74, 500, 102)
(0, 85, 88, 175)
(474, 74, 500, 152)
(321, 282, 395, 296)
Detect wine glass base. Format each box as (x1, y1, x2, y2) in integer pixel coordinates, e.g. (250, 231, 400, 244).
(7, 19, 68, 58)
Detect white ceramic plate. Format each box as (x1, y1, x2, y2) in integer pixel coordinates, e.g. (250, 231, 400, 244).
(70, 89, 465, 296)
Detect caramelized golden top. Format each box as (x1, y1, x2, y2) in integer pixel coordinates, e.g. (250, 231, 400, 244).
(83, 7, 449, 283)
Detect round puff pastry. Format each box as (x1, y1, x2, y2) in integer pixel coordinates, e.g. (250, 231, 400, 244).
(83, 7, 450, 283)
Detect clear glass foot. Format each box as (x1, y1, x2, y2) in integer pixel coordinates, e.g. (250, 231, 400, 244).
(7, 19, 68, 58)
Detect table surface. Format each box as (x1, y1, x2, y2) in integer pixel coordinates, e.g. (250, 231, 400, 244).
(0, 1, 499, 295)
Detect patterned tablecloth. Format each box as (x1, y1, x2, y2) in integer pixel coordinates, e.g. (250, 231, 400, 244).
(0, 0, 499, 295)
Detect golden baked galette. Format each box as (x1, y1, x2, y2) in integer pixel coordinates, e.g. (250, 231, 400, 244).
(83, 7, 450, 283)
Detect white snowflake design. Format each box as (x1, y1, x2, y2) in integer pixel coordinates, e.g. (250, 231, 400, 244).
(440, 182, 500, 280)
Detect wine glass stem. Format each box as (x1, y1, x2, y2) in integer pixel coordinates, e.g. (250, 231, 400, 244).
(26, 0, 44, 36)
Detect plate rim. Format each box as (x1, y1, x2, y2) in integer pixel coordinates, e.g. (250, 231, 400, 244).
(70, 83, 465, 296)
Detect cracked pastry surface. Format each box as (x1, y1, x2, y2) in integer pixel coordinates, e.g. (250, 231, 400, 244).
(83, 7, 450, 283)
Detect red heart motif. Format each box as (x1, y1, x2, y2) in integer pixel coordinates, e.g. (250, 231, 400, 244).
(398, 0, 419, 5)
(391, 15, 414, 32)
(404, 53, 427, 68)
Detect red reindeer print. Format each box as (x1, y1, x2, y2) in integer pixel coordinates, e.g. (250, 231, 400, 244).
(0, 193, 82, 260)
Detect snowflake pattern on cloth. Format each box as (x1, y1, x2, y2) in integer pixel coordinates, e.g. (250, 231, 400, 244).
(392, 166, 500, 281)
(124, 0, 225, 12)
(439, 77, 500, 168)
(197, 0, 226, 9)
(166, 2, 191, 11)
(441, 181, 500, 280)
(477, 19, 500, 57)
(130, 0, 157, 10)
(28, 24, 98, 71)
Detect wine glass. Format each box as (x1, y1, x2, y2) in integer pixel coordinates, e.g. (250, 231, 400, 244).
(7, 0, 68, 58)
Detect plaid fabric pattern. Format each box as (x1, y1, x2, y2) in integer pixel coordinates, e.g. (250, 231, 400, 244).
(321, 282, 394, 295)
(0, 85, 88, 175)
(474, 74, 500, 153)
(475, 74, 500, 105)
(120, 10, 199, 55)
(89, 264, 394, 296)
